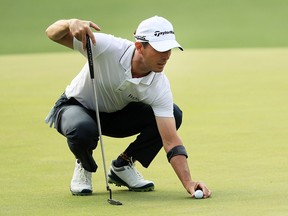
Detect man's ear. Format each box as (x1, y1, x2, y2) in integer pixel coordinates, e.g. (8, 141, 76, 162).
(135, 42, 142, 50)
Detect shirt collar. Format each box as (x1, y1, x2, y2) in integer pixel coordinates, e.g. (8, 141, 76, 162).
(119, 44, 156, 86)
(126, 71, 156, 85)
(119, 44, 135, 71)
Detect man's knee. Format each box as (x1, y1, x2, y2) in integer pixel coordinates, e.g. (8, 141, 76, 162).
(59, 105, 99, 149)
(65, 121, 99, 172)
(173, 104, 183, 129)
(67, 120, 98, 147)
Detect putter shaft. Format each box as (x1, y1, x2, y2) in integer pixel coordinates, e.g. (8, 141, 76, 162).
(86, 35, 123, 206)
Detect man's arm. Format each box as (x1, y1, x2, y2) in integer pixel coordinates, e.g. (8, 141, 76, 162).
(155, 116, 211, 198)
(45, 19, 100, 49)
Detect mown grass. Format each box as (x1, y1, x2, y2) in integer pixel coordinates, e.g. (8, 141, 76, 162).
(0, 48, 287, 215)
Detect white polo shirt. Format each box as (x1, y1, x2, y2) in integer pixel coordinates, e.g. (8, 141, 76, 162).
(65, 33, 174, 117)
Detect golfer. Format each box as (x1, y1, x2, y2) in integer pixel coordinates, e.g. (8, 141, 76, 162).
(45, 16, 211, 198)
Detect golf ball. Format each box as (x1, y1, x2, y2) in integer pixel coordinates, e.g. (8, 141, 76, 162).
(194, 190, 204, 199)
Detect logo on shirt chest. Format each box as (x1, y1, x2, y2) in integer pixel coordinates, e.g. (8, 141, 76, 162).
(128, 94, 139, 101)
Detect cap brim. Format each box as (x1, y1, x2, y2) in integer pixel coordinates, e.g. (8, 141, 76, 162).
(149, 40, 183, 52)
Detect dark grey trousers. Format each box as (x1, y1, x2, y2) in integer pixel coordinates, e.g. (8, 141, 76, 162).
(53, 96, 182, 169)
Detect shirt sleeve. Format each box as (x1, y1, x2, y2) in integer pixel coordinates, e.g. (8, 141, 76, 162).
(73, 33, 113, 58)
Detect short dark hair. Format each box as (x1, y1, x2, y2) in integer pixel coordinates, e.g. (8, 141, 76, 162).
(141, 42, 149, 48)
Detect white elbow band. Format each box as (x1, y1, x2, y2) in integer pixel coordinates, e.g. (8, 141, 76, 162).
(167, 145, 188, 162)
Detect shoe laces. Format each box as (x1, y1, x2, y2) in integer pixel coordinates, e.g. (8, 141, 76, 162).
(77, 165, 91, 184)
(128, 157, 144, 180)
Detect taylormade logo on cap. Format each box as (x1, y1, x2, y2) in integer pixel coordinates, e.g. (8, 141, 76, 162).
(134, 16, 183, 52)
(154, 31, 174, 37)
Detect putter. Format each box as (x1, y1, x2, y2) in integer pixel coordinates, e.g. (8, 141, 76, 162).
(86, 35, 123, 206)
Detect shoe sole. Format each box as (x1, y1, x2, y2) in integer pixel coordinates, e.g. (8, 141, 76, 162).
(70, 189, 92, 196)
(108, 171, 155, 192)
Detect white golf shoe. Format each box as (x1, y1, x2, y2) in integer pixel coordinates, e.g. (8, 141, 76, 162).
(108, 161, 154, 192)
(70, 160, 92, 195)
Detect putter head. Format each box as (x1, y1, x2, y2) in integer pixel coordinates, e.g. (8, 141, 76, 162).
(107, 187, 122, 205)
(108, 199, 123, 205)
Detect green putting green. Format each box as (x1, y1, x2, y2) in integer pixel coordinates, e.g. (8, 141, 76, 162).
(0, 48, 287, 215)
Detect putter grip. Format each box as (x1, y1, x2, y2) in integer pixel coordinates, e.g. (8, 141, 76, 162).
(86, 35, 94, 79)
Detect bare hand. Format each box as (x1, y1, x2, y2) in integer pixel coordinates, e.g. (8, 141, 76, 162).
(69, 19, 101, 49)
(187, 181, 212, 199)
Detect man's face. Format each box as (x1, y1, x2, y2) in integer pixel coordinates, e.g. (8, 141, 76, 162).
(140, 43, 171, 72)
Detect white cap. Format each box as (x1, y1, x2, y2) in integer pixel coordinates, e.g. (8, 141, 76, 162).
(134, 16, 183, 52)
